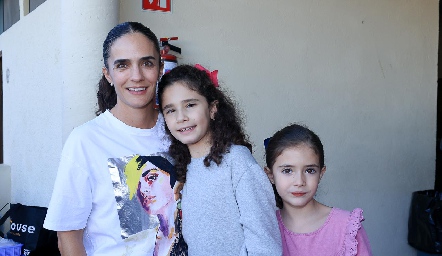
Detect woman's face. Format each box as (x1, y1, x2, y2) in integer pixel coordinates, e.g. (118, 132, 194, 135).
(103, 32, 162, 114)
(137, 162, 174, 215)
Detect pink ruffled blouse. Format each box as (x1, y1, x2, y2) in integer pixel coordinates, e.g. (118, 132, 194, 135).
(277, 208, 373, 256)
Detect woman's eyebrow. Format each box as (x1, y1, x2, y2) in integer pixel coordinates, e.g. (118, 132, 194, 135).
(113, 59, 129, 66)
(140, 56, 156, 62)
(113, 56, 156, 66)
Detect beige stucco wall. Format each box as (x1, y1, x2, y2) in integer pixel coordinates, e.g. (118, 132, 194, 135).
(0, 0, 437, 255)
(121, 1, 438, 255)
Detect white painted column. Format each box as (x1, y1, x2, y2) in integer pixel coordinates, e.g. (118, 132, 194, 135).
(19, 0, 28, 17)
(61, 0, 119, 141)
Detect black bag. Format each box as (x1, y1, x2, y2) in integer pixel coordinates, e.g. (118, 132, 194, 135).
(5, 203, 60, 256)
(408, 190, 442, 253)
(0, 203, 10, 238)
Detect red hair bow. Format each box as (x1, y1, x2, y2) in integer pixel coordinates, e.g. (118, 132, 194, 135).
(195, 64, 219, 87)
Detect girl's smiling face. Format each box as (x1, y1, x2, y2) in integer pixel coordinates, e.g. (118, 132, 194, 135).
(161, 82, 217, 158)
(266, 144, 326, 210)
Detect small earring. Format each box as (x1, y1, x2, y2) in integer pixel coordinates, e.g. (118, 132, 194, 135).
(110, 83, 114, 87)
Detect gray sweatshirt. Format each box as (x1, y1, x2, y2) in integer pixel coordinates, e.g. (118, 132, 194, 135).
(181, 145, 282, 256)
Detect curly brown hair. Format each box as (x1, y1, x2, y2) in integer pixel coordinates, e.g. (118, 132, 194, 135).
(158, 64, 252, 183)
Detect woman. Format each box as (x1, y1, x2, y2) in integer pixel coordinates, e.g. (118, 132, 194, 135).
(43, 22, 183, 256)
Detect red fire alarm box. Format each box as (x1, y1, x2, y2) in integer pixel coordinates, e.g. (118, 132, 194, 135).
(142, 0, 172, 12)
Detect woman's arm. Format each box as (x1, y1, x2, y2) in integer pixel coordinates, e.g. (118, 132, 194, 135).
(57, 230, 86, 256)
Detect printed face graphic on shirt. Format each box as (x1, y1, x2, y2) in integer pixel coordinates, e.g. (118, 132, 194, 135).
(109, 154, 179, 238)
(109, 154, 187, 255)
(137, 163, 174, 215)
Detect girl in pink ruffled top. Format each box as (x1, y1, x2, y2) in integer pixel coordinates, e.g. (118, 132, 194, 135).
(264, 124, 373, 256)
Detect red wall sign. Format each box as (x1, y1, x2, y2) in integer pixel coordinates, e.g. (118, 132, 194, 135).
(142, 0, 172, 12)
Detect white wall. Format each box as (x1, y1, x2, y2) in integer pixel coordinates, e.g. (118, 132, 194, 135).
(1, 0, 63, 206)
(120, 1, 438, 255)
(0, 0, 437, 255)
(60, 0, 119, 141)
(1, 0, 118, 206)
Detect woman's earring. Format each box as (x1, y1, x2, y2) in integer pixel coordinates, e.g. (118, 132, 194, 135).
(110, 83, 114, 87)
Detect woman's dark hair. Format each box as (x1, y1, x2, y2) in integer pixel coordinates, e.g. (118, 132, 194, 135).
(265, 123, 324, 209)
(157, 64, 252, 183)
(95, 22, 161, 115)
